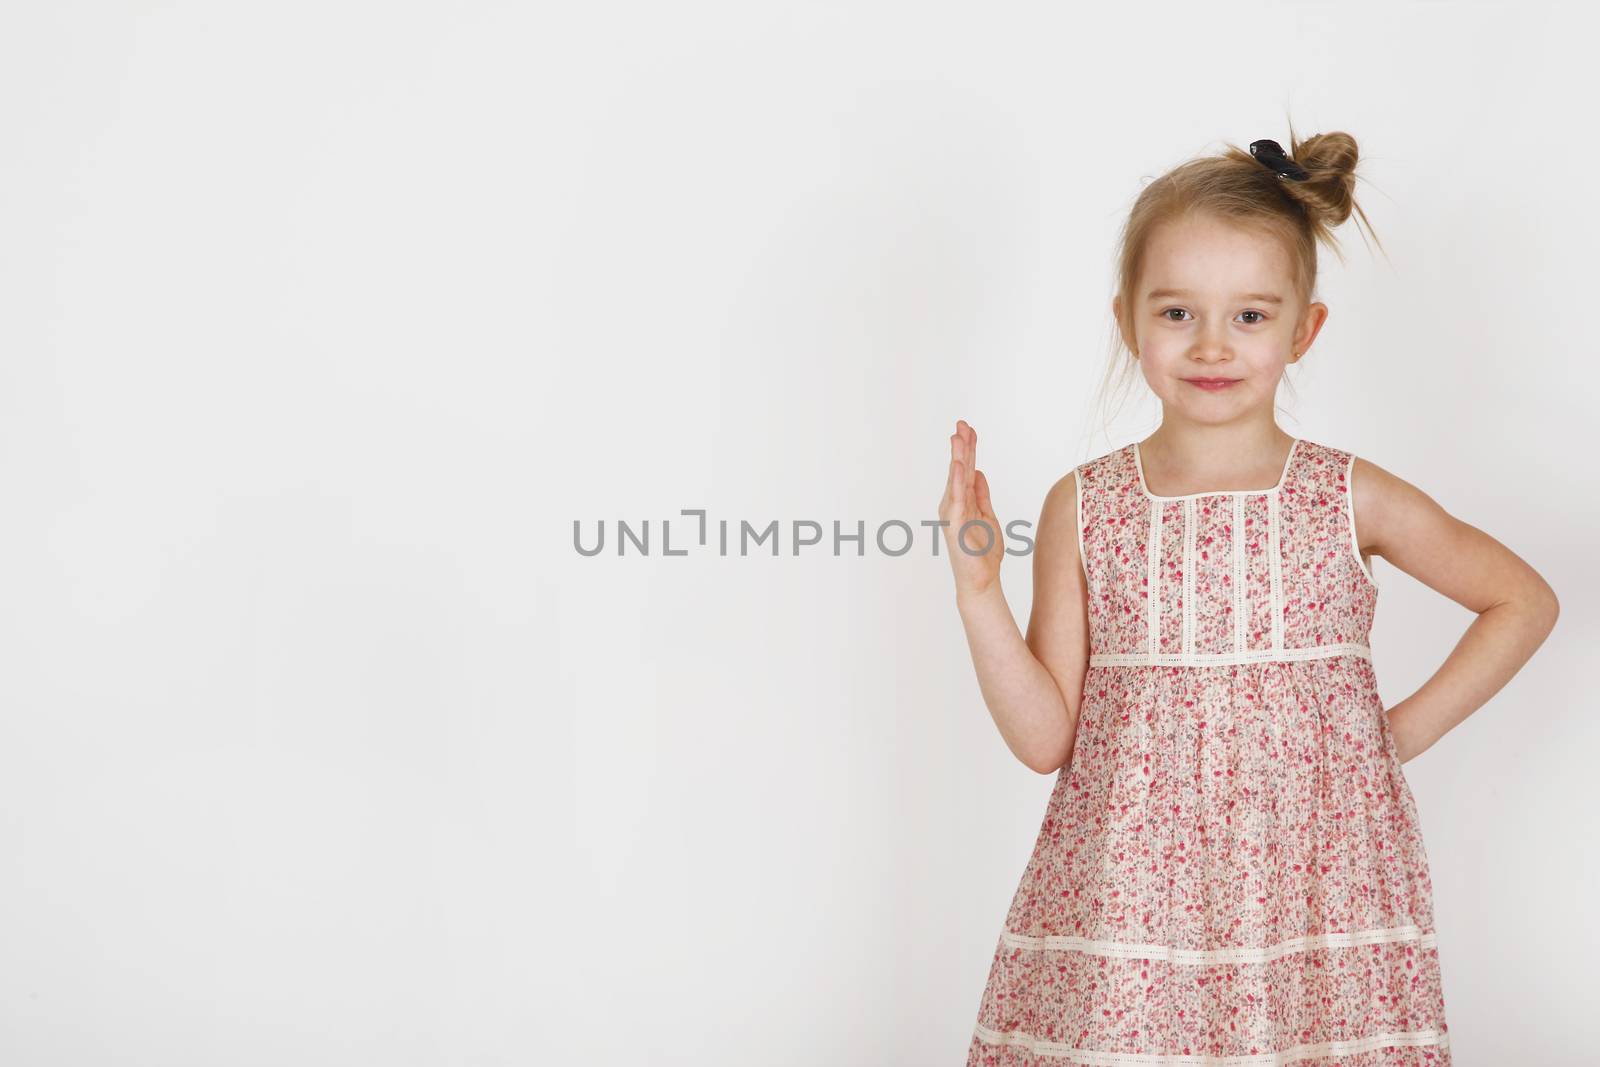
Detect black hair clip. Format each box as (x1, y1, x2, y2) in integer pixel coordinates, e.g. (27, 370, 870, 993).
(1249, 139, 1309, 182)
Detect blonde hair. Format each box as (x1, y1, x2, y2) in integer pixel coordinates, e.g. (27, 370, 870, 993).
(1090, 123, 1383, 436)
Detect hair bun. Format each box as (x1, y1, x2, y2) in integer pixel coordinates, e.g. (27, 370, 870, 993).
(1281, 131, 1361, 229)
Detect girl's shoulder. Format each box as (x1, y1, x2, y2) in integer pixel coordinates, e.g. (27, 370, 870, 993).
(1289, 439, 1373, 496)
(1070, 442, 1137, 487)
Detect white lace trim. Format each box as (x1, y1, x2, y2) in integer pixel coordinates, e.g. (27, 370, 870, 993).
(971, 1024, 1450, 1064)
(1267, 489, 1285, 653)
(1075, 465, 1090, 586)
(1231, 495, 1247, 657)
(998, 923, 1436, 962)
(1089, 643, 1371, 667)
(1345, 451, 1380, 590)
(1146, 501, 1162, 657)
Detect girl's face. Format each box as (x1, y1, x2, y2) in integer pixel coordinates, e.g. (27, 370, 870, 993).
(1114, 213, 1328, 425)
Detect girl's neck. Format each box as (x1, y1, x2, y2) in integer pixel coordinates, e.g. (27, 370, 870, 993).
(1135, 424, 1297, 497)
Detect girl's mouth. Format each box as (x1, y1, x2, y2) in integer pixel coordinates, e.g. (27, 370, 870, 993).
(1183, 377, 1242, 391)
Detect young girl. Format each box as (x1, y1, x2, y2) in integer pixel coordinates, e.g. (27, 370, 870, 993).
(941, 130, 1559, 1065)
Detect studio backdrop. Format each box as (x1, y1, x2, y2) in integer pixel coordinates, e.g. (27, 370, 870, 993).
(1, 2, 1592, 1065)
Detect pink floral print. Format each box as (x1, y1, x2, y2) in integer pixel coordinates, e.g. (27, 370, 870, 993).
(967, 439, 1450, 1065)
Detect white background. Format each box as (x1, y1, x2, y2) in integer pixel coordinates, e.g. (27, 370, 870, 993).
(2, 2, 1594, 1064)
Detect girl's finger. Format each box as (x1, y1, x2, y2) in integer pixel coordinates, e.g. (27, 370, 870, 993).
(961, 428, 975, 497)
(941, 457, 962, 510)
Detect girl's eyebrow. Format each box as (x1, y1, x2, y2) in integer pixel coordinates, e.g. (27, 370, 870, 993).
(1145, 288, 1284, 305)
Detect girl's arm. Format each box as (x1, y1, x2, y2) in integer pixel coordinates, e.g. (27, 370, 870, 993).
(942, 422, 1088, 774)
(1352, 456, 1561, 763)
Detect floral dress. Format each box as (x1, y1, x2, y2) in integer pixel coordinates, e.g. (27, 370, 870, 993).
(966, 438, 1451, 1065)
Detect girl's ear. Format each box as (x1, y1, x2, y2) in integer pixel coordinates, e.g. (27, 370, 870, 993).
(1294, 302, 1331, 356)
(1111, 295, 1137, 355)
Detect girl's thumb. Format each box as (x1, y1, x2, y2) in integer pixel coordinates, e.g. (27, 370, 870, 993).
(974, 469, 996, 520)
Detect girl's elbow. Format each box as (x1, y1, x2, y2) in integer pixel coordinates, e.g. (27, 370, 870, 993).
(1024, 753, 1061, 776)
(1024, 734, 1074, 776)
(1539, 585, 1560, 631)
(1527, 574, 1560, 628)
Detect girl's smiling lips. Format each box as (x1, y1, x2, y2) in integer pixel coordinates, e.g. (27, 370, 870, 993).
(1183, 376, 1243, 391)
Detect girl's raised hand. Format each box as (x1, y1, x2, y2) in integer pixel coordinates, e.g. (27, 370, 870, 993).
(939, 419, 1004, 601)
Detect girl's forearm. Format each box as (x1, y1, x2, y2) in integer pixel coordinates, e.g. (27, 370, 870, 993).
(956, 582, 1077, 774)
(1386, 588, 1560, 763)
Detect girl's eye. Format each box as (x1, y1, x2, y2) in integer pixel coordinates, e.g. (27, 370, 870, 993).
(1161, 308, 1268, 323)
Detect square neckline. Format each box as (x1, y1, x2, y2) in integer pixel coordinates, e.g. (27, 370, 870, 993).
(1130, 437, 1301, 501)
